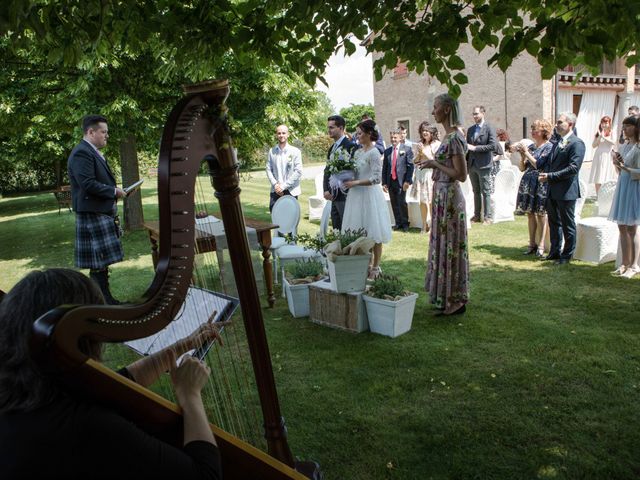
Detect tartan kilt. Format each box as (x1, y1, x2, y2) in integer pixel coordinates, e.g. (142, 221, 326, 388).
(75, 212, 124, 270)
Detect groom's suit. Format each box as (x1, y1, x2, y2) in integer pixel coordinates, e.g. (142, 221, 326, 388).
(545, 133, 585, 261)
(323, 136, 357, 230)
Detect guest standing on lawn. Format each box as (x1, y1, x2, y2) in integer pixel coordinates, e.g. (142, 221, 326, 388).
(418, 94, 469, 316)
(609, 115, 640, 279)
(410, 122, 441, 234)
(68, 115, 126, 305)
(589, 115, 617, 196)
(342, 119, 392, 280)
(515, 119, 554, 257)
(265, 124, 303, 212)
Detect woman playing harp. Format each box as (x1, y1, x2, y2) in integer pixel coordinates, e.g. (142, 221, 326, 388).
(0, 268, 223, 479)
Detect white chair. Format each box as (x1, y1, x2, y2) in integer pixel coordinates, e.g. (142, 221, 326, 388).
(459, 177, 474, 228)
(271, 196, 323, 288)
(319, 200, 332, 241)
(308, 173, 326, 221)
(574, 180, 619, 264)
(490, 168, 518, 223)
(575, 179, 588, 222)
(270, 196, 301, 284)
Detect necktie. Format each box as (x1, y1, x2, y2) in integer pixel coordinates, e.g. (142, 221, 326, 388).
(391, 147, 398, 181)
(473, 124, 480, 142)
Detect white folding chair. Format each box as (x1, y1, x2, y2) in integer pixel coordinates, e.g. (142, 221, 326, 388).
(574, 180, 619, 264)
(308, 173, 327, 221)
(270, 196, 301, 284)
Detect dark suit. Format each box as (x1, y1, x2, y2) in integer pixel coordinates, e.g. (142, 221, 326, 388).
(68, 140, 118, 214)
(466, 122, 497, 220)
(382, 143, 414, 230)
(323, 136, 357, 230)
(545, 133, 585, 260)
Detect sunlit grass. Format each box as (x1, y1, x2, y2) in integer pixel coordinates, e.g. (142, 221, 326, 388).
(1, 175, 639, 479)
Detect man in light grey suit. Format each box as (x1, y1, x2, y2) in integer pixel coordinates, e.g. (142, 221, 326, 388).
(266, 124, 303, 212)
(466, 106, 498, 224)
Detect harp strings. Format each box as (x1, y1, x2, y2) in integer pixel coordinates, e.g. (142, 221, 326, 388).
(190, 173, 265, 449)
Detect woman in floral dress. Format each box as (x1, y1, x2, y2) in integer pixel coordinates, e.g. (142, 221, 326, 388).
(418, 94, 469, 316)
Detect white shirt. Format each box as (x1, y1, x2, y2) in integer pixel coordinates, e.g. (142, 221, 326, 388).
(266, 143, 303, 196)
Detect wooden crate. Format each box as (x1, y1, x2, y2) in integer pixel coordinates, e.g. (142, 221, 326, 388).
(308, 281, 369, 333)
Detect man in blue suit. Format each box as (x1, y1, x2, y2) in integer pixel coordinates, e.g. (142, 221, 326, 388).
(466, 106, 498, 224)
(382, 130, 414, 232)
(68, 115, 127, 303)
(539, 112, 585, 265)
(323, 115, 357, 230)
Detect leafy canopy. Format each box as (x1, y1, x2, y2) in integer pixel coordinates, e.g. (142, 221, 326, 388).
(2, 0, 639, 97)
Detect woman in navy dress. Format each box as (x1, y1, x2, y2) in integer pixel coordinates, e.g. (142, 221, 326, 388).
(515, 119, 554, 257)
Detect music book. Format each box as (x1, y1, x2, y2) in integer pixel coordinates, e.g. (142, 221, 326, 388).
(124, 286, 239, 360)
(124, 179, 144, 195)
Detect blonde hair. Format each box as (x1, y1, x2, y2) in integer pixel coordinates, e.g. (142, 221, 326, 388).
(435, 93, 463, 127)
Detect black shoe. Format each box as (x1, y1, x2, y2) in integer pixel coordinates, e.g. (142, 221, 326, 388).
(435, 305, 466, 316)
(470, 216, 481, 223)
(543, 254, 560, 261)
(401, 227, 409, 232)
(554, 258, 571, 265)
(523, 245, 537, 255)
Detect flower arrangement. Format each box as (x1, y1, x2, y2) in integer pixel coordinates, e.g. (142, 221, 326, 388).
(367, 274, 412, 301)
(327, 147, 356, 174)
(284, 258, 325, 285)
(327, 146, 356, 195)
(289, 228, 368, 253)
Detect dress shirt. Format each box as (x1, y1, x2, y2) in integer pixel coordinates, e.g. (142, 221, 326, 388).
(266, 143, 303, 196)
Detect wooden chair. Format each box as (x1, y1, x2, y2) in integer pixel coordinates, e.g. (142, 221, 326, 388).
(53, 185, 72, 214)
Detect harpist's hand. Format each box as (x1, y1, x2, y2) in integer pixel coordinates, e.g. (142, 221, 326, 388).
(174, 319, 227, 354)
(171, 355, 211, 402)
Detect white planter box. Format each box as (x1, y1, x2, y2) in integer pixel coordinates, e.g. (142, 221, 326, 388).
(327, 254, 371, 293)
(363, 292, 418, 338)
(283, 277, 325, 318)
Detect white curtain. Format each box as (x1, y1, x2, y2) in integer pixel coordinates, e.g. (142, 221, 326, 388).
(575, 90, 617, 166)
(557, 90, 574, 118)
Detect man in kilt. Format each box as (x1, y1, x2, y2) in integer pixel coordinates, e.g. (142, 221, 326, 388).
(68, 115, 126, 304)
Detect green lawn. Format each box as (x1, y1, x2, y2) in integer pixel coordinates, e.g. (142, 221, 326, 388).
(1, 175, 639, 480)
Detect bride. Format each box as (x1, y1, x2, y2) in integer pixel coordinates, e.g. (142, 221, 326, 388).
(342, 119, 392, 279)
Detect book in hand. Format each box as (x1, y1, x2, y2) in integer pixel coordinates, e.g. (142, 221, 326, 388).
(124, 286, 239, 361)
(124, 179, 144, 195)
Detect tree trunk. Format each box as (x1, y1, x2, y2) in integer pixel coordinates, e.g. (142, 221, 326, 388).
(119, 134, 144, 231)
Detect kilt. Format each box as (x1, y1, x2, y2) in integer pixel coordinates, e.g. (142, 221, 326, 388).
(75, 212, 124, 269)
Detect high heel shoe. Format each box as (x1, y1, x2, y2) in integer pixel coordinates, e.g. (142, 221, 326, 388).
(523, 244, 537, 255)
(611, 266, 626, 276)
(368, 266, 382, 280)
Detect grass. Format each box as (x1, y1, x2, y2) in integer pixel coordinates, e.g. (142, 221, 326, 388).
(1, 175, 639, 479)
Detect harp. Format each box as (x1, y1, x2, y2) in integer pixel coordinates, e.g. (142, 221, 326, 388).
(31, 80, 320, 479)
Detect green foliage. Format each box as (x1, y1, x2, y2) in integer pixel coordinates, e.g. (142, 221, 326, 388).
(285, 258, 324, 279)
(291, 134, 333, 164)
(293, 228, 368, 252)
(339, 104, 375, 134)
(367, 274, 409, 300)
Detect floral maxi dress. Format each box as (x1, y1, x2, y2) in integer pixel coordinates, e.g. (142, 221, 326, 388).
(425, 131, 470, 312)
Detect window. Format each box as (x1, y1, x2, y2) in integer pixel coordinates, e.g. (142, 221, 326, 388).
(393, 63, 408, 79)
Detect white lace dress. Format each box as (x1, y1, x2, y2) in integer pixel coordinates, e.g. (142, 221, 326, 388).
(341, 147, 393, 243)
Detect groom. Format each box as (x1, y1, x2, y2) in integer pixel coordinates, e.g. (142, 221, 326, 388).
(539, 112, 585, 265)
(323, 115, 357, 230)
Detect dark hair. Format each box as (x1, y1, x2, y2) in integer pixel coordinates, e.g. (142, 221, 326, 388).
(629, 106, 639, 114)
(418, 121, 439, 142)
(496, 129, 509, 142)
(0, 268, 104, 413)
(327, 115, 346, 130)
(473, 105, 486, 113)
(622, 115, 640, 142)
(397, 125, 407, 132)
(357, 119, 379, 141)
(82, 114, 108, 133)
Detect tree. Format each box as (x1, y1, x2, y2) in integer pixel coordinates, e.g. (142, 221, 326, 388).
(1, 0, 638, 97)
(339, 104, 376, 134)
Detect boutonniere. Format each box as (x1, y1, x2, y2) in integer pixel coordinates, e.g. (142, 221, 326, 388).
(399, 150, 406, 156)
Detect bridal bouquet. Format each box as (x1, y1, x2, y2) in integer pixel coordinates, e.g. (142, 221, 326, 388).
(327, 146, 356, 195)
